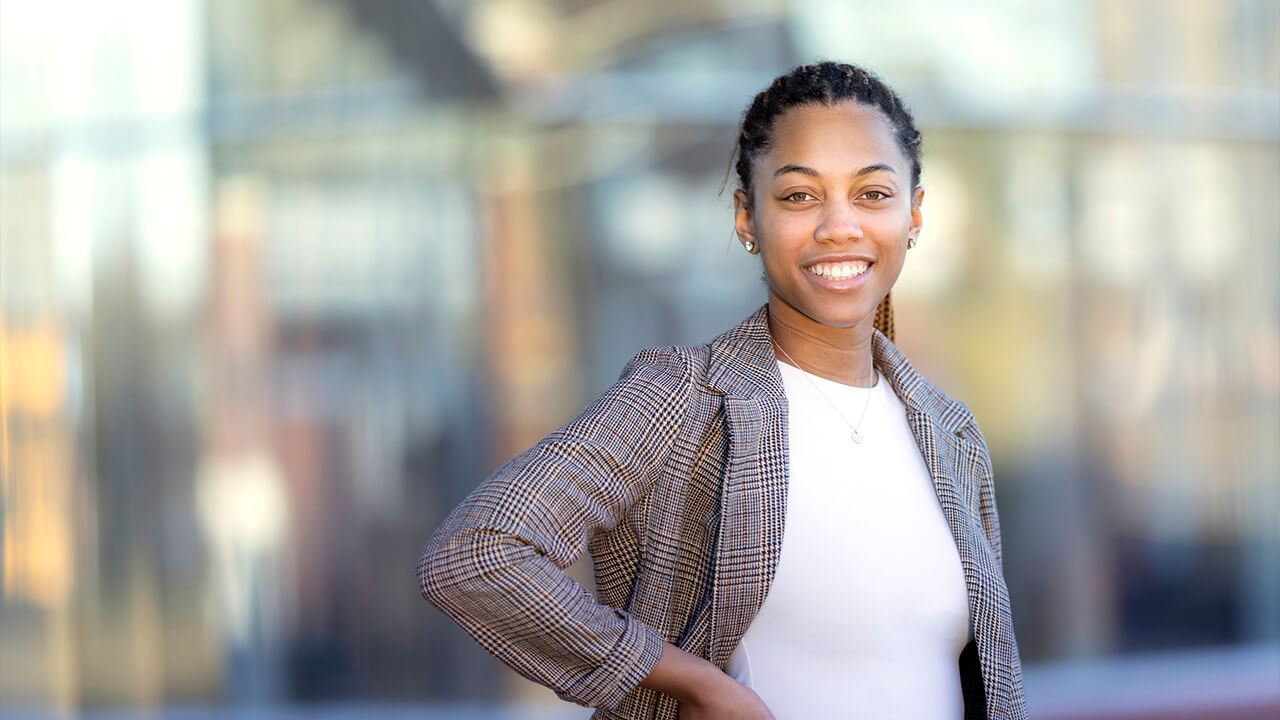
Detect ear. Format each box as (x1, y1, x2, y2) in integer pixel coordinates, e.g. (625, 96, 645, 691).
(733, 189, 758, 252)
(909, 185, 924, 241)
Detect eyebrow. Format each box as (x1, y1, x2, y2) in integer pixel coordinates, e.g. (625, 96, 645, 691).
(772, 162, 896, 179)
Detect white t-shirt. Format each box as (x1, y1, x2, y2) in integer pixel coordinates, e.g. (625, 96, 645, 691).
(724, 361, 971, 719)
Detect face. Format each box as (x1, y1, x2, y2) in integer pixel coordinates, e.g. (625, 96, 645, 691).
(734, 101, 923, 334)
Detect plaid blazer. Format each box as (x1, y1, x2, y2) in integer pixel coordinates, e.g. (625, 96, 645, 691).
(418, 305, 1028, 719)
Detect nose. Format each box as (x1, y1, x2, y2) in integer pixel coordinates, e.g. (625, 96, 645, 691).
(814, 200, 862, 244)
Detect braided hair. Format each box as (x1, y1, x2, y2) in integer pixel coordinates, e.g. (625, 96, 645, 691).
(733, 61, 922, 342)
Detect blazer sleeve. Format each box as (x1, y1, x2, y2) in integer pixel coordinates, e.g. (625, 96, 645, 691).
(417, 346, 693, 710)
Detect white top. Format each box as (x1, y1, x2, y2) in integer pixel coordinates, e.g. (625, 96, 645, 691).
(724, 361, 971, 719)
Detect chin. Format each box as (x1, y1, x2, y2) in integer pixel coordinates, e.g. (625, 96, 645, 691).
(768, 285, 879, 332)
(798, 299, 875, 330)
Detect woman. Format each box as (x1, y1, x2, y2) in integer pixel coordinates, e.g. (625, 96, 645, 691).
(419, 61, 1028, 720)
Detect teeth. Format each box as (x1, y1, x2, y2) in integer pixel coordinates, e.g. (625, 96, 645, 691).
(807, 261, 870, 280)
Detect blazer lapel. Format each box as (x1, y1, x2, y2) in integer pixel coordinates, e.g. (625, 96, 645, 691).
(904, 407, 980, 529)
(905, 407, 985, 601)
(698, 305, 791, 667)
(707, 394, 789, 667)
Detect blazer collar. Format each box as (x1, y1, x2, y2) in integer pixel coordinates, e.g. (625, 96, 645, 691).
(706, 303, 974, 434)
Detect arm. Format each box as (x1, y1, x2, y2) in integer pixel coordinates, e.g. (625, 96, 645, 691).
(418, 347, 693, 710)
(640, 642, 726, 701)
(640, 643, 776, 719)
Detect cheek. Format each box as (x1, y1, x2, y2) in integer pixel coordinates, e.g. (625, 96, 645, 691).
(867, 214, 911, 269)
(869, 204, 913, 232)
(876, 239, 911, 286)
(869, 212, 913, 249)
(759, 211, 811, 243)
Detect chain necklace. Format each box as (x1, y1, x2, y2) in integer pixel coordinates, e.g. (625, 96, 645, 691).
(772, 339, 876, 444)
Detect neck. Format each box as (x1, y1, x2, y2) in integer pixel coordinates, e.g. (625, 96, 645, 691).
(766, 298, 877, 388)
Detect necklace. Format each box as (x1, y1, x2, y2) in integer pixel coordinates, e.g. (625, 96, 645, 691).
(772, 339, 875, 444)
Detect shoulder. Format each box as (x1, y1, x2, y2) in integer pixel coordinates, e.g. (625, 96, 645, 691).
(872, 327, 986, 439)
(616, 342, 711, 394)
(926, 383, 995, 474)
(932, 382, 982, 432)
(576, 345, 706, 434)
(927, 380, 990, 447)
(590, 344, 725, 443)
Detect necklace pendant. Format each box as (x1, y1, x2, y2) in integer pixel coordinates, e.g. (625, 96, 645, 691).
(851, 428, 863, 444)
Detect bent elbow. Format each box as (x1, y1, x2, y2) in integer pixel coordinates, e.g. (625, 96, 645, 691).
(417, 529, 462, 611)
(417, 525, 528, 612)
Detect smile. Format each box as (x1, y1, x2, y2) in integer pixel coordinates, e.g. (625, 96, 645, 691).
(804, 261, 871, 281)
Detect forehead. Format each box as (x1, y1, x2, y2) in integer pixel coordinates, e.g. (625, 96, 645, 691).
(761, 101, 905, 176)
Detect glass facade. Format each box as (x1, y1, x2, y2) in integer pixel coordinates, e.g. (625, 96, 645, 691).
(2, 0, 1277, 716)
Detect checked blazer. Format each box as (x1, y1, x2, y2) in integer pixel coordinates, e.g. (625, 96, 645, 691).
(418, 304, 1028, 719)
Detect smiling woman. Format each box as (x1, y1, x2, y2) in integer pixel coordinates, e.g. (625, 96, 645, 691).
(418, 61, 1027, 720)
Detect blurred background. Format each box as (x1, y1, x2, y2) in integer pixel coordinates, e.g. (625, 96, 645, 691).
(1, 0, 1278, 718)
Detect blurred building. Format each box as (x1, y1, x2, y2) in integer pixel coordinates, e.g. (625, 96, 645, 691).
(1, 0, 1277, 717)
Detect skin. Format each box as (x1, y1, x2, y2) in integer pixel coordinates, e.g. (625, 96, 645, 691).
(735, 100, 924, 387)
(639, 100, 924, 719)
(640, 643, 774, 718)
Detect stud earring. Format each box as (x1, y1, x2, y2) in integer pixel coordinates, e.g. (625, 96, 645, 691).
(907, 236, 916, 249)
(744, 240, 755, 252)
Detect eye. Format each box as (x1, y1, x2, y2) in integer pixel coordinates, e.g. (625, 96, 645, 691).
(785, 191, 815, 203)
(861, 189, 890, 201)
